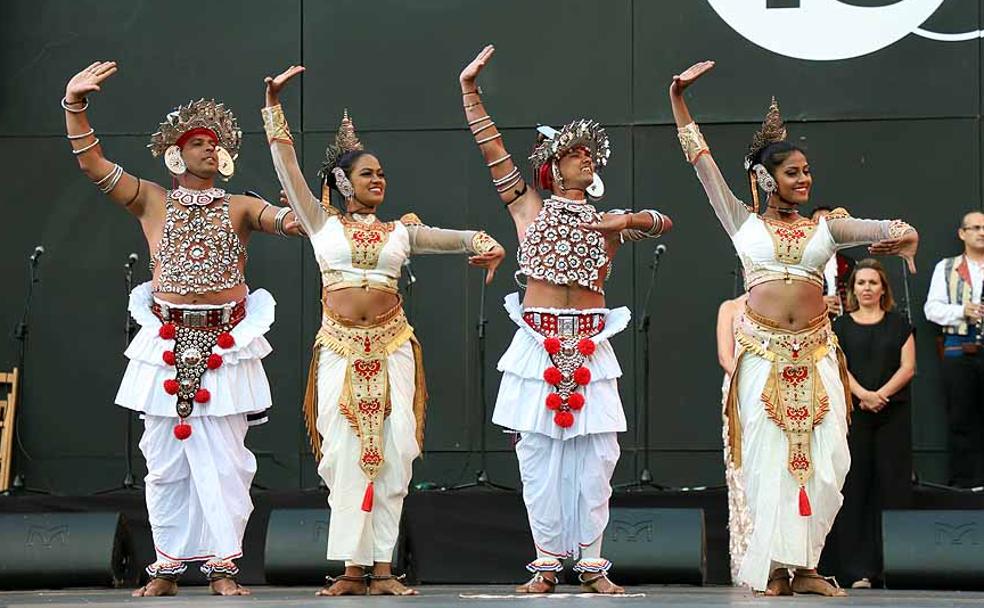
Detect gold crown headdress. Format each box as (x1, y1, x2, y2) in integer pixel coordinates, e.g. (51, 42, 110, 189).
(744, 97, 787, 171)
(318, 109, 365, 207)
(529, 119, 611, 174)
(744, 97, 788, 210)
(148, 99, 242, 179)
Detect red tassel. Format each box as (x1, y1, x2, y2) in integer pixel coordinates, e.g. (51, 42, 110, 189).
(799, 486, 812, 516)
(361, 482, 374, 512)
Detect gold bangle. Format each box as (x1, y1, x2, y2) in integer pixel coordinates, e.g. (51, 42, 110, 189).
(261, 104, 292, 144)
(677, 122, 710, 164)
(471, 231, 500, 255)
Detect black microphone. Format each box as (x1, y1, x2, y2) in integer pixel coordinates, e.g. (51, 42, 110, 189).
(403, 259, 417, 285)
(125, 252, 139, 269)
(652, 243, 667, 266)
(29, 245, 45, 264)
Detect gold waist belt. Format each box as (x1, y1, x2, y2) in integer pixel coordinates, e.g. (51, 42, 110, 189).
(726, 306, 850, 517)
(303, 302, 426, 512)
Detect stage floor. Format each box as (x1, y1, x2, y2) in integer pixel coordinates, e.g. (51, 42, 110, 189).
(2, 586, 983, 607)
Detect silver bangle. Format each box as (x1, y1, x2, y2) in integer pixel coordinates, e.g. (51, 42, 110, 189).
(467, 115, 491, 126)
(94, 163, 120, 186)
(67, 128, 95, 140)
(100, 165, 125, 194)
(492, 167, 520, 185)
(486, 153, 511, 168)
(643, 209, 664, 236)
(496, 174, 523, 193)
(476, 133, 502, 146)
(61, 97, 89, 113)
(72, 138, 100, 155)
(472, 121, 495, 136)
(274, 206, 291, 237)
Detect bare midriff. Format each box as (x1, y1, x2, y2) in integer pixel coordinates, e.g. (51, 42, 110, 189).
(522, 278, 605, 310)
(152, 260, 248, 306)
(324, 287, 401, 327)
(747, 280, 826, 331)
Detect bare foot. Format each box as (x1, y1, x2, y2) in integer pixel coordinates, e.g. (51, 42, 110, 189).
(579, 574, 625, 594)
(369, 577, 418, 596)
(131, 578, 177, 597)
(316, 577, 367, 596)
(516, 573, 557, 593)
(209, 577, 251, 596)
(762, 573, 792, 596)
(791, 570, 847, 597)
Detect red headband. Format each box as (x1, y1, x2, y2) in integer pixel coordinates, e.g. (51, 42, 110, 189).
(175, 127, 218, 149)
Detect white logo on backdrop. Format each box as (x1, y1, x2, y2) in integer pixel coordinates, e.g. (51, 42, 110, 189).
(708, 0, 982, 61)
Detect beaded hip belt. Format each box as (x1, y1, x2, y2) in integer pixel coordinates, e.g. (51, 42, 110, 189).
(152, 300, 246, 440)
(523, 310, 606, 338)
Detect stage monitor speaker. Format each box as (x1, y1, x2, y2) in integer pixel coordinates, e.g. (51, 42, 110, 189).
(263, 508, 405, 585)
(883, 509, 984, 589)
(0, 512, 130, 589)
(581, 507, 705, 585)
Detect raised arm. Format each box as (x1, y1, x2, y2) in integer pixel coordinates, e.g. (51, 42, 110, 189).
(459, 45, 542, 235)
(63, 61, 163, 217)
(669, 61, 750, 237)
(262, 65, 329, 236)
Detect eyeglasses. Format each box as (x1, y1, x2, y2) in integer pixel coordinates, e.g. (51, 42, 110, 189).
(961, 225, 984, 232)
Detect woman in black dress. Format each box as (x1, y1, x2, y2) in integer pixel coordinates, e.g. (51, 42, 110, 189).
(828, 258, 916, 588)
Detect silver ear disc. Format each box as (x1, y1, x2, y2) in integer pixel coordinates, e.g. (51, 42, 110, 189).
(586, 173, 605, 200)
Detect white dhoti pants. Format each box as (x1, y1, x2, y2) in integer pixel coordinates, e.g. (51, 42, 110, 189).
(141, 414, 256, 562)
(735, 350, 851, 591)
(316, 341, 420, 566)
(516, 432, 619, 559)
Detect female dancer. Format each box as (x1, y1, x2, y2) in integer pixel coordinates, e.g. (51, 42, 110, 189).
(670, 60, 918, 596)
(262, 66, 505, 596)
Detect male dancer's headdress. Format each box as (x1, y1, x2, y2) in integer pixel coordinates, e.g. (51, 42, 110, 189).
(318, 109, 364, 207)
(148, 99, 242, 179)
(530, 120, 611, 198)
(745, 98, 788, 210)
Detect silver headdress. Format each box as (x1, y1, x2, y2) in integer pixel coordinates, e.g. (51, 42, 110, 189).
(529, 119, 611, 172)
(148, 99, 242, 159)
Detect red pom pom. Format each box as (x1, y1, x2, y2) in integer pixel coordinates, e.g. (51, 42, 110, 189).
(568, 393, 585, 410)
(158, 323, 176, 340)
(577, 338, 596, 356)
(573, 366, 592, 385)
(173, 422, 192, 440)
(543, 366, 563, 385)
(162, 350, 176, 366)
(194, 388, 210, 404)
(554, 410, 575, 428)
(543, 337, 562, 355)
(163, 379, 179, 395)
(216, 332, 235, 349)
(207, 353, 223, 370)
(545, 393, 563, 410)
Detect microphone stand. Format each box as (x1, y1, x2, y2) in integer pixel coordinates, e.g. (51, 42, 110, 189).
(616, 244, 667, 491)
(5, 251, 50, 495)
(96, 255, 143, 494)
(449, 276, 513, 491)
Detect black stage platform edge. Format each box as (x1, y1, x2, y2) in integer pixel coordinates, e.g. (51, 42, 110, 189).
(0, 485, 981, 588)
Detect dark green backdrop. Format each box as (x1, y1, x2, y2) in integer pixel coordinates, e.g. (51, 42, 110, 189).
(0, 0, 980, 493)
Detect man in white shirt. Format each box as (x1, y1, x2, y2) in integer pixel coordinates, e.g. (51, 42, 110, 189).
(924, 210, 984, 487)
